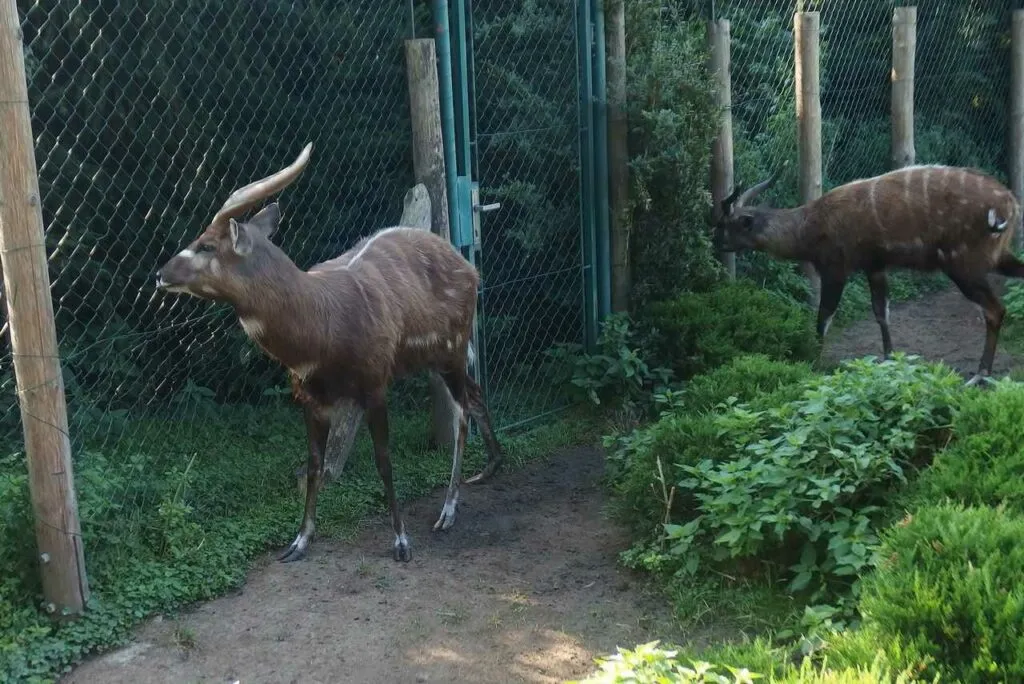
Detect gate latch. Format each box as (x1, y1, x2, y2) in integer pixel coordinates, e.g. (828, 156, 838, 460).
(470, 182, 500, 248)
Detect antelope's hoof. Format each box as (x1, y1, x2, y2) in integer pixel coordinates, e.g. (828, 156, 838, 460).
(393, 534, 412, 562)
(278, 532, 312, 563)
(464, 464, 498, 485)
(965, 373, 995, 389)
(432, 500, 458, 532)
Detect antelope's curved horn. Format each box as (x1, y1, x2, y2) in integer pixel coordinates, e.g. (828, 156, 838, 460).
(735, 160, 788, 208)
(211, 142, 313, 225)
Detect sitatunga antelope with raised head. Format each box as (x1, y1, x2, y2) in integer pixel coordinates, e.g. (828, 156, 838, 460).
(155, 143, 504, 562)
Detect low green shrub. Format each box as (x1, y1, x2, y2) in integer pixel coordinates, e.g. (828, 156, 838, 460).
(683, 354, 815, 413)
(613, 355, 961, 609)
(911, 379, 1024, 513)
(642, 279, 818, 379)
(857, 502, 1024, 683)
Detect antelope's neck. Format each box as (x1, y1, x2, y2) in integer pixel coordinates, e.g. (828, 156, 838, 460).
(763, 207, 812, 261)
(233, 271, 338, 377)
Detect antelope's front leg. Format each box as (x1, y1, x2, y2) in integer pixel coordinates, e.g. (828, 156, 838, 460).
(279, 406, 330, 563)
(366, 401, 411, 562)
(295, 400, 364, 496)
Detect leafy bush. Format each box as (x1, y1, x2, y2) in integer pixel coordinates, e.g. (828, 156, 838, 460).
(911, 379, 1024, 513)
(571, 640, 937, 684)
(603, 355, 814, 537)
(544, 312, 674, 417)
(615, 355, 961, 608)
(857, 503, 1024, 683)
(642, 279, 819, 379)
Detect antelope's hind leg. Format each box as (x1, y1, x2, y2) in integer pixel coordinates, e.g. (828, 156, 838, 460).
(867, 269, 893, 358)
(433, 369, 469, 532)
(463, 374, 505, 485)
(948, 270, 1003, 387)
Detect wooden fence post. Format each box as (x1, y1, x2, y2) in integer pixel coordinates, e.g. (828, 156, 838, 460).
(891, 6, 916, 169)
(795, 10, 822, 307)
(1012, 10, 1024, 251)
(606, 0, 631, 311)
(708, 17, 735, 280)
(0, 0, 88, 616)
(405, 37, 458, 450)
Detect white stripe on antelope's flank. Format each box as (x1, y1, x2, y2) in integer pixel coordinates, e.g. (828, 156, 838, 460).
(869, 178, 884, 231)
(404, 332, 441, 350)
(239, 317, 265, 339)
(346, 227, 406, 268)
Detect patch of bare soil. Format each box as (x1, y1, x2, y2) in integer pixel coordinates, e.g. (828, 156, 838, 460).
(63, 445, 683, 684)
(823, 284, 1021, 377)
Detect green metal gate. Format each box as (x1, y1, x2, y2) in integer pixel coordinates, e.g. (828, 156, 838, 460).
(434, 0, 609, 429)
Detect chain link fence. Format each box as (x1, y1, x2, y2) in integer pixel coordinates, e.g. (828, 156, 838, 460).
(701, 0, 1015, 296)
(0, 0, 599, 607)
(714, 0, 1013, 206)
(471, 0, 588, 429)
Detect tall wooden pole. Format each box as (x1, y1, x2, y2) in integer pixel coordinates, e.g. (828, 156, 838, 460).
(1011, 10, 1024, 251)
(405, 37, 458, 449)
(891, 6, 916, 169)
(606, 0, 631, 311)
(0, 0, 88, 615)
(708, 18, 735, 279)
(795, 11, 822, 307)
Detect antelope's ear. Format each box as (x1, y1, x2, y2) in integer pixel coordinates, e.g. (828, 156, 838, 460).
(722, 185, 742, 217)
(229, 219, 255, 256)
(249, 202, 282, 239)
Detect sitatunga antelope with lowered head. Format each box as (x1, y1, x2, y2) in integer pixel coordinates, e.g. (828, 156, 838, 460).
(155, 143, 504, 562)
(713, 163, 1024, 385)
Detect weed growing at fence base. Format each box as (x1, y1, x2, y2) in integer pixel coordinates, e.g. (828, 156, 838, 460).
(0, 403, 600, 683)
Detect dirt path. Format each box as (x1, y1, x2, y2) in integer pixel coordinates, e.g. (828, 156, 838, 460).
(63, 445, 683, 684)
(824, 284, 1020, 377)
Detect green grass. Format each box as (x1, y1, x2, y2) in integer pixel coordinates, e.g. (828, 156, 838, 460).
(0, 399, 602, 683)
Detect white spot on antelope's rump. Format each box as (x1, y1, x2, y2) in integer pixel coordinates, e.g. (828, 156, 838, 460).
(988, 208, 1008, 232)
(444, 288, 457, 299)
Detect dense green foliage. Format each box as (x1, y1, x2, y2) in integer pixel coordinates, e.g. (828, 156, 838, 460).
(612, 355, 961, 609)
(858, 503, 1024, 683)
(911, 380, 1024, 513)
(625, 0, 723, 306)
(643, 280, 819, 379)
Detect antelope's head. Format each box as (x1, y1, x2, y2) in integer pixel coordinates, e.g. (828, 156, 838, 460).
(155, 143, 313, 301)
(712, 163, 786, 253)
